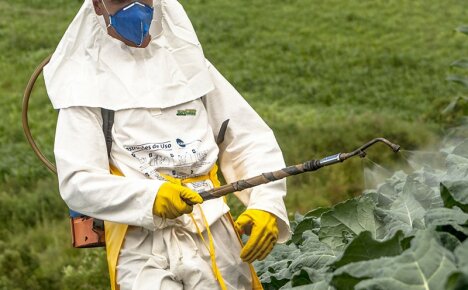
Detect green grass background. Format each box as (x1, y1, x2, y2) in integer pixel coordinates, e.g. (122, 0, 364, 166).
(0, 0, 466, 288)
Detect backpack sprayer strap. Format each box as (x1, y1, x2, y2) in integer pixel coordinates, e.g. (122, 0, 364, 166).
(101, 108, 115, 158)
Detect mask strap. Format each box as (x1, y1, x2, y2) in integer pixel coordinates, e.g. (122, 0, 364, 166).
(100, 0, 113, 27)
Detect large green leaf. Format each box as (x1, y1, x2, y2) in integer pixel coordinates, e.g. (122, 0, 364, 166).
(445, 240, 468, 290)
(445, 154, 468, 181)
(296, 233, 338, 270)
(444, 272, 468, 290)
(441, 181, 468, 212)
(329, 272, 366, 290)
(287, 233, 337, 286)
(255, 243, 301, 289)
(331, 230, 458, 290)
(304, 207, 331, 218)
(257, 137, 468, 289)
(291, 217, 321, 244)
(405, 174, 444, 209)
(370, 177, 402, 209)
(318, 197, 380, 251)
(289, 268, 328, 288)
(331, 230, 404, 269)
(455, 240, 468, 272)
(289, 251, 336, 278)
(418, 169, 444, 191)
(376, 176, 442, 239)
(437, 232, 462, 252)
(289, 280, 333, 290)
(425, 207, 468, 236)
(257, 232, 337, 289)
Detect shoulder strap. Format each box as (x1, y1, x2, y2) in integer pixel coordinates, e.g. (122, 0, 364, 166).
(201, 95, 230, 146)
(216, 119, 230, 146)
(101, 108, 115, 157)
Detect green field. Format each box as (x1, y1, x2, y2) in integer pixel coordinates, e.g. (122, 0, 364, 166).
(0, 0, 466, 288)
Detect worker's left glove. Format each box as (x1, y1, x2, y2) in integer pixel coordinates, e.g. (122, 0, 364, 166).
(234, 209, 279, 263)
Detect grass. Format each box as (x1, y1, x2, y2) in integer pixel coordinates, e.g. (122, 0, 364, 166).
(0, 0, 466, 288)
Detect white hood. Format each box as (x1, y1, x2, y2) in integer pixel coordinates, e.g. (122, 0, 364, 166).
(44, 0, 215, 110)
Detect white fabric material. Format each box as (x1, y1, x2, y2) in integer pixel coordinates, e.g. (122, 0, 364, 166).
(54, 64, 291, 240)
(51, 0, 292, 288)
(116, 216, 251, 290)
(44, 0, 214, 110)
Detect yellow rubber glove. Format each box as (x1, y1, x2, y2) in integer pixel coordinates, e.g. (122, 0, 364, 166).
(234, 209, 279, 263)
(153, 182, 203, 219)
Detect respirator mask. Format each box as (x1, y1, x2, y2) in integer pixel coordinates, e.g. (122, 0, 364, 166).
(102, 1, 154, 47)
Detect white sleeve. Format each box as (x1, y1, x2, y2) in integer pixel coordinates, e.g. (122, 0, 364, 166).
(204, 61, 291, 242)
(54, 106, 163, 230)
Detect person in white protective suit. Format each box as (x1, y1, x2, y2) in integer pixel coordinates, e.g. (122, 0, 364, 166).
(44, 0, 291, 289)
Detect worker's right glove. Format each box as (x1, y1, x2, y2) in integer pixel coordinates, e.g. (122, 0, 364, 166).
(235, 209, 279, 263)
(152, 182, 203, 219)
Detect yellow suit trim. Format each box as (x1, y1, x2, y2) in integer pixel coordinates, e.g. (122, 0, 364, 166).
(105, 164, 263, 290)
(106, 165, 127, 290)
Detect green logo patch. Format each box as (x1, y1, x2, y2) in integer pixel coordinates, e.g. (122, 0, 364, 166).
(176, 109, 197, 116)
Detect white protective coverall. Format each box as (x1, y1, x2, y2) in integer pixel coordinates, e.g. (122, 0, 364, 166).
(44, 0, 291, 289)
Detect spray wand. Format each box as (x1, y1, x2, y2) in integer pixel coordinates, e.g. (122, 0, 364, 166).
(193, 138, 400, 203)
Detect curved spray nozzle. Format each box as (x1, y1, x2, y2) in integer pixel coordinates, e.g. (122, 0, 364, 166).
(339, 138, 400, 161)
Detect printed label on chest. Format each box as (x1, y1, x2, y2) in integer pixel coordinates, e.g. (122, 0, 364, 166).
(124, 138, 212, 179)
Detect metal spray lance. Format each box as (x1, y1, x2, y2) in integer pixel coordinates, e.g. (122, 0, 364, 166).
(188, 138, 400, 204)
